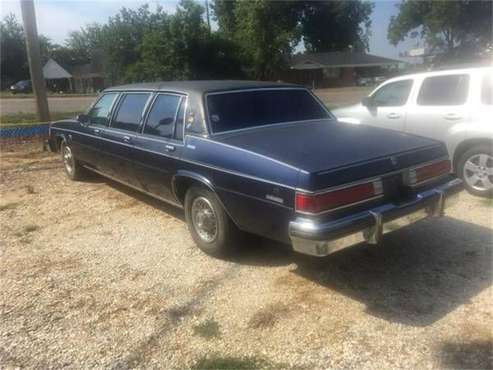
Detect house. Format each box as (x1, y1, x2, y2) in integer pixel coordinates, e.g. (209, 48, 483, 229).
(42, 58, 73, 92)
(284, 51, 403, 88)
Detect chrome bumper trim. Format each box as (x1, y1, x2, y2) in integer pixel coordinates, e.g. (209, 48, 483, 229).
(288, 178, 463, 257)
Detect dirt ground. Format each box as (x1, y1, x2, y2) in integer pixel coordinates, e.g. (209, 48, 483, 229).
(0, 87, 370, 117)
(0, 142, 492, 369)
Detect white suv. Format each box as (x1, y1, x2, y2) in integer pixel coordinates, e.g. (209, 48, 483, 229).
(333, 66, 493, 197)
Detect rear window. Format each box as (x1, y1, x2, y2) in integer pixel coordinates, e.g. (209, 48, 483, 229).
(206, 89, 329, 134)
(417, 74, 469, 106)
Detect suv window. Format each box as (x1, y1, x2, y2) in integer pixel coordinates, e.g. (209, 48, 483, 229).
(417, 74, 469, 106)
(143, 94, 181, 139)
(482, 73, 492, 105)
(112, 93, 151, 131)
(371, 80, 413, 107)
(88, 93, 118, 126)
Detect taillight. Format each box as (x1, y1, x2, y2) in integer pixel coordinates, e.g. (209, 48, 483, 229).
(407, 159, 451, 186)
(295, 179, 383, 214)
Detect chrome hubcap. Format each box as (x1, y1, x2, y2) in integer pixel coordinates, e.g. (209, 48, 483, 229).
(463, 153, 493, 191)
(191, 196, 217, 243)
(63, 145, 74, 174)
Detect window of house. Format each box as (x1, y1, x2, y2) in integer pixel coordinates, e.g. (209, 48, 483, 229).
(370, 79, 413, 107)
(417, 74, 469, 106)
(143, 94, 181, 139)
(111, 93, 151, 132)
(87, 93, 119, 126)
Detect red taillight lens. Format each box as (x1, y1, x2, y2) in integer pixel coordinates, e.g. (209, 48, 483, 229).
(295, 180, 383, 214)
(408, 159, 451, 185)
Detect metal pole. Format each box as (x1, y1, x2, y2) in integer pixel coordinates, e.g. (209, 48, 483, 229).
(20, 0, 50, 123)
(205, 0, 211, 33)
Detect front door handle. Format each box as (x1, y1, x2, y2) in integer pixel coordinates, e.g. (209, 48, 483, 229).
(165, 144, 175, 152)
(122, 135, 132, 143)
(93, 128, 102, 135)
(387, 112, 401, 119)
(443, 113, 462, 121)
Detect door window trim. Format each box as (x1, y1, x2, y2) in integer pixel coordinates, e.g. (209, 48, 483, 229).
(140, 92, 187, 143)
(108, 91, 154, 132)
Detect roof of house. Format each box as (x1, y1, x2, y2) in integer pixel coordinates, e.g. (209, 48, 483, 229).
(105, 80, 301, 94)
(291, 51, 403, 70)
(43, 58, 72, 79)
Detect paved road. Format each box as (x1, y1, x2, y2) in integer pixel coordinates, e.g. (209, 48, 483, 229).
(0, 96, 95, 115)
(0, 87, 371, 116)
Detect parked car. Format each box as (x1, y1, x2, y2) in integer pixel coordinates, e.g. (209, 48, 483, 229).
(333, 67, 493, 197)
(10, 80, 32, 94)
(47, 81, 462, 258)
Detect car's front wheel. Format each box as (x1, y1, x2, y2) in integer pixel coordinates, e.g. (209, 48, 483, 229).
(184, 185, 240, 257)
(60, 141, 87, 181)
(457, 144, 493, 198)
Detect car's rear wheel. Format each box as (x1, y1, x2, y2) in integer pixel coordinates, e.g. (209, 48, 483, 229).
(457, 144, 493, 198)
(61, 141, 86, 181)
(184, 185, 239, 257)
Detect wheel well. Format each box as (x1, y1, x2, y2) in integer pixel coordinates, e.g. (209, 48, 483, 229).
(55, 136, 65, 152)
(173, 176, 211, 205)
(453, 139, 493, 172)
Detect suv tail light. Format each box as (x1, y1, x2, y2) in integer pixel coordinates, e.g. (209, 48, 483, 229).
(406, 159, 451, 186)
(295, 179, 383, 214)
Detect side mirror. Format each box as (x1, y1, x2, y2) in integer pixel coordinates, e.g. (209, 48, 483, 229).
(77, 113, 90, 125)
(361, 96, 373, 107)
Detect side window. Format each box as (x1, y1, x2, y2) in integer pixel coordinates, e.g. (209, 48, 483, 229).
(143, 94, 181, 139)
(417, 74, 469, 106)
(481, 73, 492, 105)
(371, 80, 413, 107)
(112, 93, 151, 132)
(88, 93, 118, 126)
(174, 98, 186, 141)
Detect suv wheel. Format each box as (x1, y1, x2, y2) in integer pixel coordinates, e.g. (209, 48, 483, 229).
(61, 142, 86, 181)
(184, 185, 239, 257)
(457, 144, 493, 198)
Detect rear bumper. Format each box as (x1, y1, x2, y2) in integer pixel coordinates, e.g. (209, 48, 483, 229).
(288, 178, 463, 257)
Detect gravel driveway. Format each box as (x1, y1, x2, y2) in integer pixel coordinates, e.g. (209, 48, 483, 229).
(0, 143, 492, 369)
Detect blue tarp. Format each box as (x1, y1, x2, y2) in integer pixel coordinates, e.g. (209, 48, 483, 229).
(0, 123, 49, 138)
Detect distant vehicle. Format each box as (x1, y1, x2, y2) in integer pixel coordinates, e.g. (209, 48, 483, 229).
(356, 77, 373, 86)
(10, 80, 32, 94)
(334, 67, 493, 197)
(47, 81, 462, 258)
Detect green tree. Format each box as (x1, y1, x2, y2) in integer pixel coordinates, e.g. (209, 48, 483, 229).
(388, 1, 493, 61)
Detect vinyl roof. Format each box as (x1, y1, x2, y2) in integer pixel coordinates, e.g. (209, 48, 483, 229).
(104, 80, 302, 94)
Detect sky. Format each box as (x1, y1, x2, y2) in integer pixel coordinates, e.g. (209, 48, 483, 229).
(0, 0, 418, 61)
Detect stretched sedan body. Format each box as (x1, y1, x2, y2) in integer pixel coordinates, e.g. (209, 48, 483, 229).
(48, 81, 463, 257)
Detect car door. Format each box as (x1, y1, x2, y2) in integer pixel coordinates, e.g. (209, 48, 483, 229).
(72, 92, 119, 170)
(362, 79, 413, 131)
(99, 92, 153, 186)
(405, 73, 470, 154)
(131, 93, 186, 202)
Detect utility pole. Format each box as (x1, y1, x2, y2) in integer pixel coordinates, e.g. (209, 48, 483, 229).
(20, 0, 50, 122)
(205, 0, 211, 33)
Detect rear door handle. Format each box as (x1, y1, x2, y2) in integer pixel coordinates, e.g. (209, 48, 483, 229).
(443, 113, 462, 121)
(387, 112, 401, 119)
(122, 135, 132, 143)
(165, 144, 175, 152)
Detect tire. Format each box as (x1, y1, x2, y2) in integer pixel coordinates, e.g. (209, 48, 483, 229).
(60, 141, 87, 181)
(184, 185, 240, 257)
(457, 144, 493, 198)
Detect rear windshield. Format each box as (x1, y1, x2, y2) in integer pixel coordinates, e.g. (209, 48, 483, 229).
(206, 89, 329, 134)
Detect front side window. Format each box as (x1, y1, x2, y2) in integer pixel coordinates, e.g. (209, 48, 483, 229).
(88, 93, 118, 126)
(417, 74, 469, 106)
(207, 89, 329, 134)
(112, 93, 151, 132)
(481, 73, 492, 105)
(370, 80, 413, 107)
(143, 94, 181, 138)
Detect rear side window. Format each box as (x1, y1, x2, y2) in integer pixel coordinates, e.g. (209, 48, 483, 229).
(143, 94, 181, 138)
(417, 74, 469, 106)
(112, 93, 151, 131)
(371, 80, 413, 107)
(88, 93, 118, 126)
(481, 73, 492, 105)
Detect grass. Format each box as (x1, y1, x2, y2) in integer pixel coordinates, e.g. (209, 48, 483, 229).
(0, 91, 97, 99)
(0, 111, 81, 126)
(191, 355, 269, 370)
(193, 319, 220, 339)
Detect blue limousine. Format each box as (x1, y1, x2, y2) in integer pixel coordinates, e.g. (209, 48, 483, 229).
(48, 81, 463, 257)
